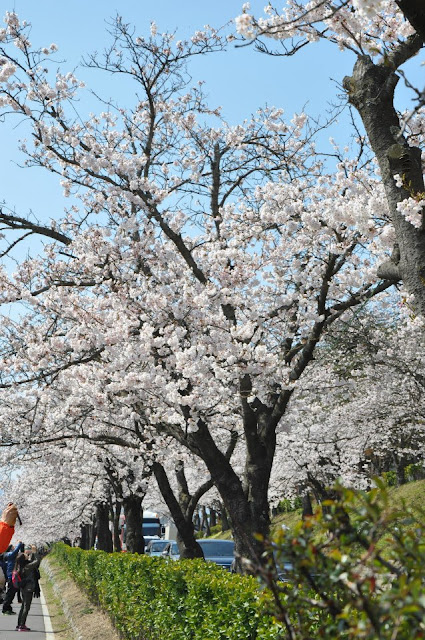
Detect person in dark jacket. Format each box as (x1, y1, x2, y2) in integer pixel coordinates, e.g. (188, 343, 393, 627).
(14, 551, 42, 631)
(2, 541, 23, 614)
(23, 546, 40, 598)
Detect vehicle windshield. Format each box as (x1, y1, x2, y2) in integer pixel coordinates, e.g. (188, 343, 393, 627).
(149, 541, 168, 552)
(199, 542, 234, 557)
(170, 542, 179, 554)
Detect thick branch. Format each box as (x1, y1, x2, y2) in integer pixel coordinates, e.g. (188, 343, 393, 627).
(395, 0, 425, 41)
(152, 461, 204, 559)
(0, 211, 72, 245)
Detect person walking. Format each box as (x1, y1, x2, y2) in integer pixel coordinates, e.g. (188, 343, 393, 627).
(2, 541, 24, 615)
(13, 551, 42, 632)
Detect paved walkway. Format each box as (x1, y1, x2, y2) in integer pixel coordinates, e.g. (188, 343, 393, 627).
(0, 589, 55, 639)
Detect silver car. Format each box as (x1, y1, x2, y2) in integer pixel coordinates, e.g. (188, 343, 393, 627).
(161, 541, 180, 560)
(145, 539, 172, 556)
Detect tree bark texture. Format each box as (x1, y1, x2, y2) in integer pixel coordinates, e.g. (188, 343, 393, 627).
(80, 524, 90, 550)
(302, 493, 314, 518)
(210, 508, 217, 528)
(123, 495, 144, 554)
(343, 40, 425, 315)
(112, 501, 122, 552)
(187, 418, 274, 565)
(96, 503, 113, 553)
(89, 520, 97, 549)
(220, 503, 230, 532)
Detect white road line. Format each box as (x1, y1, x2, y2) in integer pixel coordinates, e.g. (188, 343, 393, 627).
(40, 586, 55, 639)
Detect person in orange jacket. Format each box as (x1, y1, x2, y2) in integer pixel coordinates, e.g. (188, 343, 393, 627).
(0, 505, 19, 554)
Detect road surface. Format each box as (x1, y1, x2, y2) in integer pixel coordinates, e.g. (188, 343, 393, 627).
(0, 588, 55, 639)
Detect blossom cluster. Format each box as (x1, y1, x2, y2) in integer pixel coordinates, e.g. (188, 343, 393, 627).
(235, 1, 414, 56)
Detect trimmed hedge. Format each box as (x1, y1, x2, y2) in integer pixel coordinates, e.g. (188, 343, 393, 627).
(52, 544, 283, 640)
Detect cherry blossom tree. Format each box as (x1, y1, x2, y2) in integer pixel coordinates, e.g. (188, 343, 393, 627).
(0, 12, 397, 563)
(270, 310, 425, 503)
(0, 349, 230, 556)
(235, 1, 425, 316)
(0, 442, 111, 545)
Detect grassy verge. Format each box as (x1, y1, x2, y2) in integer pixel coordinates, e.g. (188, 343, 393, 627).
(209, 479, 425, 541)
(41, 554, 120, 640)
(40, 566, 74, 640)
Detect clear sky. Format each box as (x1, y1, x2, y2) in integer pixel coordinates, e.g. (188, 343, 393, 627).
(0, 1, 421, 230)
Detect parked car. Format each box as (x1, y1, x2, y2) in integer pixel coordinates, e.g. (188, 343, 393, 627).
(275, 559, 295, 581)
(197, 539, 235, 570)
(161, 541, 180, 560)
(230, 550, 294, 578)
(145, 539, 171, 556)
(161, 539, 236, 569)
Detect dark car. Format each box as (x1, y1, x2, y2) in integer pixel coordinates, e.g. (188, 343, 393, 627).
(197, 539, 235, 570)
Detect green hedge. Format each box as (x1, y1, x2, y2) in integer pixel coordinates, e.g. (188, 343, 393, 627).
(52, 544, 283, 640)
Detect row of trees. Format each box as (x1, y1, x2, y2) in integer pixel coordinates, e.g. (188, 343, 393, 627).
(0, 2, 422, 566)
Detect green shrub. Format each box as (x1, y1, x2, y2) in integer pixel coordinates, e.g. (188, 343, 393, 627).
(277, 497, 303, 513)
(209, 523, 223, 536)
(382, 470, 397, 486)
(405, 463, 425, 482)
(52, 544, 283, 640)
(261, 480, 425, 639)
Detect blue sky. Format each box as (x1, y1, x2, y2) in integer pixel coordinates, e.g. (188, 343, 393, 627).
(0, 1, 421, 230)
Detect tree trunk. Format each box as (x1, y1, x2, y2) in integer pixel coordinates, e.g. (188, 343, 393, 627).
(123, 495, 144, 554)
(187, 417, 274, 567)
(220, 503, 230, 532)
(79, 524, 90, 550)
(193, 511, 201, 532)
(88, 518, 97, 549)
(210, 508, 217, 528)
(152, 462, 204, 559)
(343, 40, 425, 315)
(396, 463, 406, 486)
(96, 503, 113, 552)
(112, 501, 122, 552)
(200, 506, 211, 537)
(302, 493, 314, 518)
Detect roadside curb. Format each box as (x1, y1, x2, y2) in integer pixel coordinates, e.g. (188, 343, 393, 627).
(40, 585, 56, 638)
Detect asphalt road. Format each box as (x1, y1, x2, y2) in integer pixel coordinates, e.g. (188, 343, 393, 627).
(0, 589, 54, 639)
